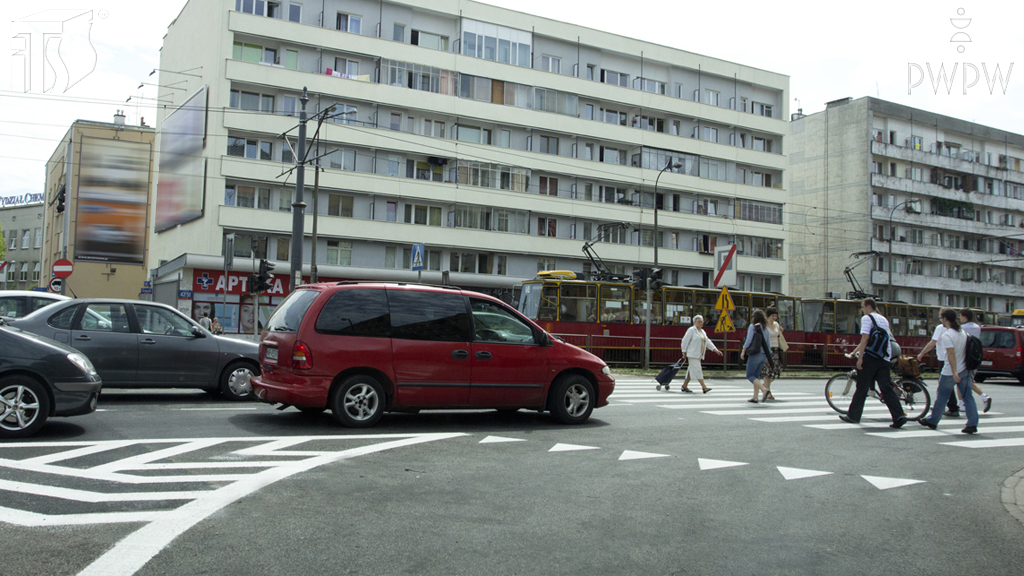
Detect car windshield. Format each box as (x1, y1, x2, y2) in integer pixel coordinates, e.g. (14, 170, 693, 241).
(266, 289, 319, 332)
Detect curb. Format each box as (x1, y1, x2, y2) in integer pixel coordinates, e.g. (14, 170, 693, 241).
(1002, 469, 1024, 526)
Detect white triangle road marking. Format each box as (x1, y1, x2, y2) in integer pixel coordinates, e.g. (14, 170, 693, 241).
(698, 458, 748, 470)
(619, 450, 671, 461)
(549, 443, 600, 452)
(479, 436, 526, 444)
(777, 466, 833, 480)
(862, 475, 926, 490)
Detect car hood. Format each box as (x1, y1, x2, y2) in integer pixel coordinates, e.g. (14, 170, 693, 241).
(212, 334, 260, 355)
(0, 324, 81, 356)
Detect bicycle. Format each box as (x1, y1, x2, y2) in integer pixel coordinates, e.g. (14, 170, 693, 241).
(824, 353, 931, 421)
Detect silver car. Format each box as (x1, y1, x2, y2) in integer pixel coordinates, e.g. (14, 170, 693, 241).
(9, 299, 259, 400)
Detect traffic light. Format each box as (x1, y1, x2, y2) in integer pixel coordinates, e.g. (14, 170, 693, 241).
(246, 273, 260, 295)
(56, 189, 66, 213)
(650, 268, 665, 290)
(632, 268, 650, 290)
(253, 259, 276, 293)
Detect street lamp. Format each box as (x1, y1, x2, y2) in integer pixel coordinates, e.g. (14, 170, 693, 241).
(887, 198, 921, 298)
(644, 158, 683, 369)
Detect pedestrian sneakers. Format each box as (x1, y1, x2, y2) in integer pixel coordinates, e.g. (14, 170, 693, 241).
(983, 396, 992, 413)
(889, 417, 907, 429)
(919, 419, 937, 430)
(838, 415, 858, 424)
(962, 426, 978, 434)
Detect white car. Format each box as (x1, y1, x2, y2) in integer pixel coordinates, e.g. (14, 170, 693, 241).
(0, 290, 70, 319)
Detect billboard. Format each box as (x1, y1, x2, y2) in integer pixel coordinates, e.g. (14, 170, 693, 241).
(74, 137, 151, 264)
(156, 85, 207, 232)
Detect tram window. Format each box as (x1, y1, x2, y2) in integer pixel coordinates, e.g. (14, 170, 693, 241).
(664, 289, 693, 326)
(632, 288, 664, 325)
(537, 285, 558, 321)
(887, 306, 908, 337)
(599, 285, 631, 323)
(518, 282, 543, 320)
(803, 301, 835, 333)
(693, 290, 720, 328)
(560, 284, 597, 322)
(835, 302, 861, 335)
(733, 293, 750, 330)
(908, 307, 929, 337)
(926, 307, 942, 334)
(776, 298, 796, 331)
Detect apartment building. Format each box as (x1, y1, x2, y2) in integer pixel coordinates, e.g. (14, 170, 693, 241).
(1, 198, 44, 290)
(42, 114, 156, 299)
(150, 0, 789, 328)
(788, 96, 1024, 312)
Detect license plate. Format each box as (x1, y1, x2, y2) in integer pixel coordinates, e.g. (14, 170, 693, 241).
(981, 360, 992, 366)
(265, 347, 278, 362)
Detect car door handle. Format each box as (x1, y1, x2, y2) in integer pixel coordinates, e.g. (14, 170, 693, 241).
(475, 351, 492, 360)
(141, 338, 156, 345)
(451, 349, 469, 360)
(74, 335, 91, 341)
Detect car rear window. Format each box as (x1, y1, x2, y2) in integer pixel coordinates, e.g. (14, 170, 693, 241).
(388, 290, 471, 342)
(266, 289, 320, 333)
(981, 330, 1016, 349)
(315, 289, 390, 337)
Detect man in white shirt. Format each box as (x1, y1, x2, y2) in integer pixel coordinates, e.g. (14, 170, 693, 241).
(919, 309, 979, 433)
(839, 298, 907, 428)
(960, 308, 991, 413)
(916, 310, 958, 417)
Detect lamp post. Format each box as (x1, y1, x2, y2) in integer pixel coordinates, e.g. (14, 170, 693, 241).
(887, 198, 920, 298)
(644, 158, 683, 369)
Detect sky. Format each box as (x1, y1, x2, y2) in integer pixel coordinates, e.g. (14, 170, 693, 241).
(1, 0, 1021, 201)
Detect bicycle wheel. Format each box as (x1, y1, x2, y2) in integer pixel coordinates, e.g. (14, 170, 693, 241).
(895, 378, 931, 421)
(825, 372, 857, 414)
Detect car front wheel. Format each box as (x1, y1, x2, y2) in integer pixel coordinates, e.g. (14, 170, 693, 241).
(331, 375, 385, 428)
(220, 361, 258, 401)
(550, 374, 595, 425)
(0, 376, 51, 439)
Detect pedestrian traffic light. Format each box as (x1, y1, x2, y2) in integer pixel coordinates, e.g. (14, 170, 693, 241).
(650, 268, 665, 290)
(56, 189, 66, 213)
(246, 273, 260, 295)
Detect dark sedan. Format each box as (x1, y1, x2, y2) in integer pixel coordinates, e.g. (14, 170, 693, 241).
(9, 299, 260, 400)
(0, 322, 102, 438)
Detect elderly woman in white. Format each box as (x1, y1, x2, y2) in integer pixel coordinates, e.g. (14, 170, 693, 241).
(679, 315, 722, 393)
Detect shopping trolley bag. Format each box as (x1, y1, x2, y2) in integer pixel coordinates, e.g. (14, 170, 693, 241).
(655, 358, 685, 387)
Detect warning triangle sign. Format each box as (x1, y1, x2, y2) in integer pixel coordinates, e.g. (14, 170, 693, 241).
(714, 287, 735, 311)
(714, 313, 735, 333)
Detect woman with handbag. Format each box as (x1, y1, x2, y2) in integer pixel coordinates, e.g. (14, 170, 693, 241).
(759, 307, 789, 401)
(739, 309, 773, 403)
(679, 315, 722, 393)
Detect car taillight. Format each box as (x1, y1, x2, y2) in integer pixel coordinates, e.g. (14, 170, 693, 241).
(293, 341, 313, 370)
(1017, 347, 1021, 360)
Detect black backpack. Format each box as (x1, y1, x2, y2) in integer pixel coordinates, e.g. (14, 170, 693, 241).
(864, 314, 890, 360)
(965, 334, 984, 371)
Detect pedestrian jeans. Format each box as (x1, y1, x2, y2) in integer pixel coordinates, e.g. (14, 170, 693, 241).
(847, 354, 905, 423)
(925, 369, 978, 427)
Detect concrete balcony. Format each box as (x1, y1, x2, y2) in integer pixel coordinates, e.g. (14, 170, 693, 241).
(870, 238, 961, 262)
(870, 173, 1022, 213)
(870, 270, 1024, 298)
(871, 141, 1024, 186)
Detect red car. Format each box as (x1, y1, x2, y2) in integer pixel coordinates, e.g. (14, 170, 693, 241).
(251, 282, 615, 427)
(975, 326, 1024, 383)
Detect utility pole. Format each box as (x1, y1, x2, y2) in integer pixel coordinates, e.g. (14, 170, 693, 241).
(289, 88, 309, 292)
(310, 162, 320, 283)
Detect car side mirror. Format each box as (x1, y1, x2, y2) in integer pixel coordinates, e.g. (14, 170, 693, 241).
(192, 326, 206, 338)
(538, 332, 553, 347)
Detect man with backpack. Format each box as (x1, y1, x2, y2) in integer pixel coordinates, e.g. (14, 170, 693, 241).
(960, 309, 991, 414)
(839, 298, 908, 428)
(919, 309, 980, 434)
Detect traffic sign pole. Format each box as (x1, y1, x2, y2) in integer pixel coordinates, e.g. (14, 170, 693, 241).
(714, 286, 737, 372)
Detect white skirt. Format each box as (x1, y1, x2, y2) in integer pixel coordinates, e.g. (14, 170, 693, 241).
(686, 358, 704, 381)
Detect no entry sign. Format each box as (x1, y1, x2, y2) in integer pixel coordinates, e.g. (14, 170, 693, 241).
(52, 259, 74, 279)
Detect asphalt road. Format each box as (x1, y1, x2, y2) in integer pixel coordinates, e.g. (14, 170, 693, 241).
(3, 374, 1024, 576)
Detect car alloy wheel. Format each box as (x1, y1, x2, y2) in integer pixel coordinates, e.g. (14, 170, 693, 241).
(550, 374, 595, 425)
(331, 376, 385, 428)
(563, 383, 590, 417)
(0, 376, 51, 438)
(344, 384, 380, 422)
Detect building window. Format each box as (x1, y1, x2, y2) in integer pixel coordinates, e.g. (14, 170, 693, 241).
(537, 257, 557, 272)
(601, 70, 628, 87)
(411, 30, 449, 51)
(538, 217, 557, 237)
(385, 246, 397, 268)
(333, 57, 359, 77)
(326, 240, 352, 265)
(237, 186, 255, 208)
(32, 262, 40, 282)
(327, 194, 354, 217)
(539, 176, 558, 196)
(704, 90, 720, 106)
(393, 24, 405, 42)
(541, 55, 560, 73)
(284, 49, 298, 70)
(287, 3, 300, 22)
(259, 141, 273, 161)
(232, 41, 263, 63)
(752, 102, 773, 118)
(19, 263, 28, 282)
(539, 136, 558, 155)
(277, 237, 290, 260)
(336, 13, 361, 34)
(33, 227, 41, 248)
(460, 19, 530, 67)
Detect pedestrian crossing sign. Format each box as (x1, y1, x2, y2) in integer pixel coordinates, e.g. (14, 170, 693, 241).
(714, 286, 735, 311)
(715, 313, 736, 333)
(411, 243, 425, 271)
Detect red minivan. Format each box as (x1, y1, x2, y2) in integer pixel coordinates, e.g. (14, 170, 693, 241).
(251, 282, 615, 427)
(975, 326, 1024, 383)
